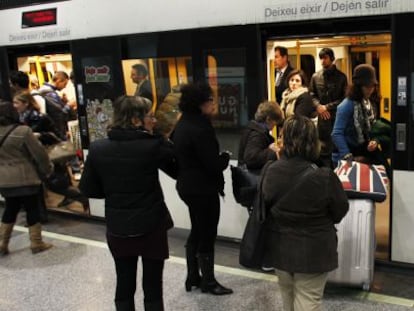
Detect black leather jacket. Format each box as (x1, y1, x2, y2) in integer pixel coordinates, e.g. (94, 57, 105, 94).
(309, 65, 348, 116)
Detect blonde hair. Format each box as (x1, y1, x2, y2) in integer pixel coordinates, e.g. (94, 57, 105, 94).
(13, 90, 41, 112)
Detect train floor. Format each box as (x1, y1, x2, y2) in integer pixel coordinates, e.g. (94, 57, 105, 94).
(1, 207, 414, 311)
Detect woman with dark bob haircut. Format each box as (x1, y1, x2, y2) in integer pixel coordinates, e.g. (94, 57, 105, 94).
(262, 115, 348, 311)
(172, 82, 233, 295)
(80, 96, 176, 311)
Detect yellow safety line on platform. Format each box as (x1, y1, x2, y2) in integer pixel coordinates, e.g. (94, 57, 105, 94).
(13, 225, 414, 308)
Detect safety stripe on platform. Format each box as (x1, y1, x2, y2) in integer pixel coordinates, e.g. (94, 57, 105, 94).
(13, 225, 414, 308)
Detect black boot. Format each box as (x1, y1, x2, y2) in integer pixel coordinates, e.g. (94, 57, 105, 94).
(144, 300, 164, 311)
(185, 243, 201, 292)
(115, 299, 135, 311)
(198, 252, 233, 295)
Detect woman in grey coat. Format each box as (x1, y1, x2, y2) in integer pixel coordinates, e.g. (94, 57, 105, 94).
(262, 115, 349, 311)
(0, 101, 53, 255)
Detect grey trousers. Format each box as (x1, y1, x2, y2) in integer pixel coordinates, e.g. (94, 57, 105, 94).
(276, 270, 328, 311)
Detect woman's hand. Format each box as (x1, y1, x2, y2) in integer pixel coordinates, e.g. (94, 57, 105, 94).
(367, 140, 378, 152)
(269, 142, 282, 160)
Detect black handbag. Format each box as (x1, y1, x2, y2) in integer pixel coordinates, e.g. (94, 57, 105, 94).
(239, 161, 272, 268)
(231, 164, 259, 207)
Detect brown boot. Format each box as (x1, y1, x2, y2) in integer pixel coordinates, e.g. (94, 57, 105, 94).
(28, 223, 53, 254)
(0, 222, 14, 256)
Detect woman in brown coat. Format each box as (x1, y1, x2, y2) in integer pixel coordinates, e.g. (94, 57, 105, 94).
(0, 102, 53, 255)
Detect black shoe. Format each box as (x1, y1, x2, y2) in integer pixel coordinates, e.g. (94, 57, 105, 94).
(201, 280, 233, 295)
(57, 197, 74, 207)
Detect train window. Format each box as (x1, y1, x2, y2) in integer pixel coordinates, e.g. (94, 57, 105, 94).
(122, 56, 192, 110)
(204, 48, 248, 157)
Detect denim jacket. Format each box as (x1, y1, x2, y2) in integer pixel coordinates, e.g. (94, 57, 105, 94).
(331, 98, 360, 165)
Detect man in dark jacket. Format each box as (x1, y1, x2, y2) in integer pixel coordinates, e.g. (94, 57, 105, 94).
(274, 46, 294, 105)
(131, 64, 153, 103)
(309, 48, 348, 168)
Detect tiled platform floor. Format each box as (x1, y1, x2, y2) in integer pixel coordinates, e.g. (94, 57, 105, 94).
(1, 208, 414, 310)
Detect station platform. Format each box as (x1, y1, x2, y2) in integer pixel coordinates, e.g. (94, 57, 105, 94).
(1, 210, 414, 311)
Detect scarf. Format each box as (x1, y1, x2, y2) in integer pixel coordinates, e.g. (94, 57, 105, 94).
(353, 99, 374, 145)
(280, 87, 309, 118)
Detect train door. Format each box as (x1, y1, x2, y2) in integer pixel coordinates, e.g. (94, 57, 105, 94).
(266, 33, 392, 261)
(3, 43, 93, 216)
(390, 14, 414, 265)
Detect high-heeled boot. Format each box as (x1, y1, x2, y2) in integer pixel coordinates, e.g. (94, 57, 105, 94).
(0, 222, 14, 256)
(144, 300, 164, 311)
(185, 243, 201, 291)
(28, 223, 53, 254)
(198, 252, 233, 295)
(115, 299, 135, 311)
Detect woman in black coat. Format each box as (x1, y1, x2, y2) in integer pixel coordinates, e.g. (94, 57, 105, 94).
(262, 115, 349, 311)
(172, 83, 232, 295)
(79, 96, 176, 311)
(238, 101, 283, 173)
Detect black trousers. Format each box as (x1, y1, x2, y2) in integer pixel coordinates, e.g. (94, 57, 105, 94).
(2, 193, 40, 226)
(113, 256, 164, 304)
(180, 194, 220, 254)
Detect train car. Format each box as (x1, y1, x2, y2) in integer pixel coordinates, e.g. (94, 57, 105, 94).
(0, 0, 413, 266)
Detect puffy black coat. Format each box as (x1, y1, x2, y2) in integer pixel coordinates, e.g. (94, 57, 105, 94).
(262, 157, 349, 273)
(172, 113, 228, 196)
(237, 120, 276, 172)
(79, 127, 176, 237)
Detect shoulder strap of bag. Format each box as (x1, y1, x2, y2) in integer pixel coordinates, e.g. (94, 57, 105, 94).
(256, 160, 274, 222)
(0, 124, 19, 148)
(271, 163, 318, 213)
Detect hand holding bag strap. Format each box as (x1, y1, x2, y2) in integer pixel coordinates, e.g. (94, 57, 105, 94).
(0, 124, 19, 148)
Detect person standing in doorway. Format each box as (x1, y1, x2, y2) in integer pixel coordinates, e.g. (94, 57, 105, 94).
(131, 64, 153, 103)
(274, 46, 294, 105)
(309, 48, 348, 168)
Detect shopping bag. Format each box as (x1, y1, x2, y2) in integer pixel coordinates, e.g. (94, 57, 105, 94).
(230, 165, 259, 207)
(47, 140, 76, 163)
(334, 160, 388, 202)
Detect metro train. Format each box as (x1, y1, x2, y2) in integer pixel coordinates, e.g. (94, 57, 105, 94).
(0, 0, 413, 267)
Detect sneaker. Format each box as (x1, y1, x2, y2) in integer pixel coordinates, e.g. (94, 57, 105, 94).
(261, 266, 275, 272)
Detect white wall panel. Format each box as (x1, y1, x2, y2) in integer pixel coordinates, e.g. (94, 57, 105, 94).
(1, 0, 414, 46)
